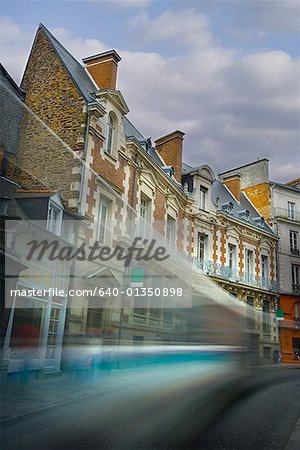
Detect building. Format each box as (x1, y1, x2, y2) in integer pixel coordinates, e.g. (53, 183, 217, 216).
(0, 64, 78, 374)
(220, 159, 300, 363)
(182, 163, 280, 363)
(8, 24, 195, 345)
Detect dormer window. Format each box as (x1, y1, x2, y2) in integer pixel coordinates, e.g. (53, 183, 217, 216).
(238, 209, 250, 222)
(199, 186, 207, 210)
(47, 201, 63, 236)
(221, 202, 233, 215)
(253, 216, 265, 229)
(106, 114, 115, 154)
(106, 112, 117, 155)
(162, 166, 175, 178)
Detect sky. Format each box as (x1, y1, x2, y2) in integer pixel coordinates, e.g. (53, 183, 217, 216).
(1, 0, 300, 181)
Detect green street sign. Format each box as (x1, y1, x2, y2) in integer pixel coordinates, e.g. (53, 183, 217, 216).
(130, 267, 144, 287)
(276, 308, 284, 320)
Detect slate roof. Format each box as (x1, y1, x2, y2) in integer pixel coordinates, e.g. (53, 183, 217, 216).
(122, 116, 166, 167)
(212, 180, 275, 235)
(271, 181, 300, 193)
(182, 162, 193, 175)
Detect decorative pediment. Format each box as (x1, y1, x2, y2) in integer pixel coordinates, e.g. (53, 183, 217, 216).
(96, 89, 129, 115)
(83, 266, 120, 288)
(140, 170, 159, 190)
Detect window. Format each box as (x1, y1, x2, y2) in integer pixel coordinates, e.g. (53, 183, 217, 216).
(197, 233, 207, 260)
(245, 249, 253, 277)
(290, 231, 299, 255)
(288, 202, 295, 220)
(228, 244, 236, 269)
(47, 202, 62, 236)
(262, 300, 271, 335)
(46, 307, 60, 359)
(261, 255, 269, 286)
(199, 186, 207, 210)
(263, 347, 271, 359)
(246, 297, 255, 329)
(292, 265, 300, 293)
(98, 197, 111, 244)
(166, 215, 176, 244)
(106, 113, 115, 154)
(140, 195, 151, 237)
(87, 308, 103, 330)
(62, 220, 74, 244)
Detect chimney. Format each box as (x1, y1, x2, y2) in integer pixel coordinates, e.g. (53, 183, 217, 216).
(82, 50, 121, 90)
(155, 130, 185, 183)
(222, 172, 241, 202)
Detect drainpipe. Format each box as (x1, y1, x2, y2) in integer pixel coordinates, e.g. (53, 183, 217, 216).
(118, 152, 140, 346)
(78, 103, 91, 216)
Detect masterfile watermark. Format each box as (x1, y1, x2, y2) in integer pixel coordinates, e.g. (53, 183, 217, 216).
(26, 237, 170, 266)
(5, 219, 192, 309)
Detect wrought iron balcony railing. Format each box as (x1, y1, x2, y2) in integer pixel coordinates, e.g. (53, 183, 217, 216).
(192, 257, 278, 292)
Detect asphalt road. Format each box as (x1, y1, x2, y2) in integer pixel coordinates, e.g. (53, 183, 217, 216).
(1, 366, 300, 450)
(195, 367, 300, 450)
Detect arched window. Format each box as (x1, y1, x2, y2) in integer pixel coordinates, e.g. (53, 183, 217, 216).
(106, 113, 115, 154)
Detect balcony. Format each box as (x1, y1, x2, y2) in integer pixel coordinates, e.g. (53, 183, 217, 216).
(192, 258, 278, 292)
(274, 207, 300, 222)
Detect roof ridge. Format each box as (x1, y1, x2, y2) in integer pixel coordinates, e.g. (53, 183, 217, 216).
(36, 23, 96, 102)
(38, 23, 82, 69)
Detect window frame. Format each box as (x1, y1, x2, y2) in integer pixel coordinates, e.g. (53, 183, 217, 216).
(97, 196, 111, 245)
(197, 232, 208, 260)
(292, 264, 300, 292)
(245, 249, 254, 278)
(47, 201, 63, 236)
(199, 185, 207, 211)
(166, 214, 177, 245)
(290, 230, 298, 254)
(288, 201, 295, 220)
(228, 243, 237, 269)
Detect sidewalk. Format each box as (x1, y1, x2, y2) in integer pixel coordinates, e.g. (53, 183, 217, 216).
(0, 368, 139, 423)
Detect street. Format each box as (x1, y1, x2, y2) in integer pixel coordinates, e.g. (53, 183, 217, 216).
(1, 366, 299, 450)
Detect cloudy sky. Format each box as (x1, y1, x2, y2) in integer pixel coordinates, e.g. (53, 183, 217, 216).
(1, 0, 299, 181)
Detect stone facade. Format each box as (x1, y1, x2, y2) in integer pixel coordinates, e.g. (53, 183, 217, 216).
(8, 28, 86, 210)
(183, 163, 279, 363)
(220, 159, 300, 363)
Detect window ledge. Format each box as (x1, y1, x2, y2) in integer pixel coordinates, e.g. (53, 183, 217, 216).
(104, 150, 118, 163)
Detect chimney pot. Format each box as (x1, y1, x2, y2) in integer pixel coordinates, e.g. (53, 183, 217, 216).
(83, 50, 121, 90)
(222, 172, 241, 202)
(155, 130, 185, 183)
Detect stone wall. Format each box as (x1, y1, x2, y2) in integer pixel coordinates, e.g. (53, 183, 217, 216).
(9, 28, 86, 210)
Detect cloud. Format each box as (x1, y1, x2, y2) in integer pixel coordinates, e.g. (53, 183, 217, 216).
(127, 9, 213, 49)
(0, 17, 32, 83)
(240, 0, 300, 34)
(50, 27, 107, 60)
(0, 11, 299, 182)
(89, 0, 152, 9)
